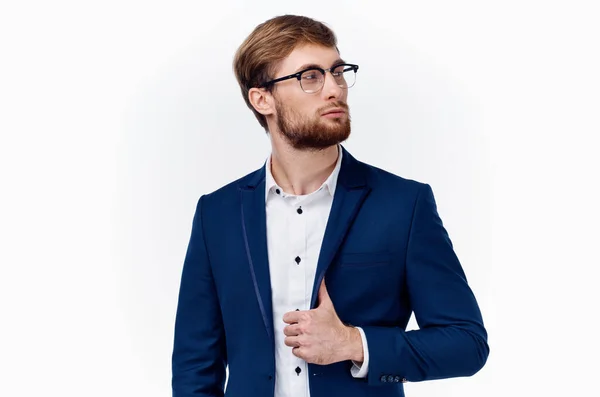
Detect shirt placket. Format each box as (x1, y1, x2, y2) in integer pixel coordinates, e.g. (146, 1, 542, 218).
(287, 196, 308, 396)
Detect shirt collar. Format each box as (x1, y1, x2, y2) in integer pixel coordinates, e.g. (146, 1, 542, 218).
(265, 145, 343, 198)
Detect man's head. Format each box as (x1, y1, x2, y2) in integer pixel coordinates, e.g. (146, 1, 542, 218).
(233, 15, 357, 150)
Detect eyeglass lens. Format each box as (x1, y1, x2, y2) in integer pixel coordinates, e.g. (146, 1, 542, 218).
(299, 65, 356, 93)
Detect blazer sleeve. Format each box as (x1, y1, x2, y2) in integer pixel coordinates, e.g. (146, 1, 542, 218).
(172, 195, 227, 396)
(361, 183, 489, 386)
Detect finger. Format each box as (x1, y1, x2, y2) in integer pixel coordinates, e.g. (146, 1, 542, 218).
(284, 309, 311, 324)
(292, 346, 304, 359)
(284, 336, 301, 348)
(282, 311, 301, 324)
(283, 324, 302, 337)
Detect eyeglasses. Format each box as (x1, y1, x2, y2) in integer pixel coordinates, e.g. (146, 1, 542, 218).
(259, 63, 359, 94)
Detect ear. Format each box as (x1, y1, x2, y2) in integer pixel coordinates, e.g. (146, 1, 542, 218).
(248, 87, 275, 116)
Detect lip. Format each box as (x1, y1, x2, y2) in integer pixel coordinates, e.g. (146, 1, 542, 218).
(321, 108, 346, 116)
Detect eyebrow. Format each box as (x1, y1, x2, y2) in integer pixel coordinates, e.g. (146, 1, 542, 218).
(294, 59, 346, 73)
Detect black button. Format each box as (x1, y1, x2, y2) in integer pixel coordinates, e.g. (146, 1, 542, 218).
(295, 366, 301, 375)
(380, 375, 387, 383)
(275, 188, 281, 194)
(297, 207, 303, 214)
(387, 375, 394, 383)
(295, 256, 301, 264)
(295, 308, 300, 311)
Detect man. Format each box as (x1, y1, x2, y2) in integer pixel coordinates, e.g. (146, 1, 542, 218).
(172, 14, 489, 397)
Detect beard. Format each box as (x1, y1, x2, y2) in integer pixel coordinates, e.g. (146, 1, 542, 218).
(274, 99, 351, 151)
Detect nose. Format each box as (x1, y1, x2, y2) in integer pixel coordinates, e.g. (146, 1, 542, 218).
(321, 71, 344, 100)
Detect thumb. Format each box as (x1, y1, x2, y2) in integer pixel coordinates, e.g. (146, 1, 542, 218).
(317, 279, 332, 308)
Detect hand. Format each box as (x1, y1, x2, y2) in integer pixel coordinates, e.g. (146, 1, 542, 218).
(282, 279, 362, 365)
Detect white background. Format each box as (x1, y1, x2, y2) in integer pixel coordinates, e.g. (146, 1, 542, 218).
(1, 0, 599, 396)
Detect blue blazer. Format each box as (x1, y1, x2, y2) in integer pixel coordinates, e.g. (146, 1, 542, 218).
(172, 146, 489, 397)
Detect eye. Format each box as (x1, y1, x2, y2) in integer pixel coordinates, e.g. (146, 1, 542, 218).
(332, 65, 348, 77)
(302, 71, 320, 80)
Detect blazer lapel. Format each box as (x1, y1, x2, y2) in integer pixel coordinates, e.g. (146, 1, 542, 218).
(239, 148, 371, 334)
(239, 166, 275, 346)
(310, 147, 371, 308)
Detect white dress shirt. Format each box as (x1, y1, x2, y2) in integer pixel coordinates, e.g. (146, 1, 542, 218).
(265, 146, 370, 397)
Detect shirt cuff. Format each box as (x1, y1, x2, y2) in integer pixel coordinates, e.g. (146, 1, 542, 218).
(350, 326, 369, 378)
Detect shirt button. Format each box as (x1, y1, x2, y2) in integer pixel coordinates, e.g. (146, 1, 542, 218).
(295, 256, 301, 264)
(295, 366, 301, 375)
(297, 207, 303, 214)
(275, 188, 281, 194)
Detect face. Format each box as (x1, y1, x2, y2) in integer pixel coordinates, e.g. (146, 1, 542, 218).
(269, 44, 352, 150)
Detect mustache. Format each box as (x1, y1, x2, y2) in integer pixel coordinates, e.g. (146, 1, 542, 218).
(318, 102, 349, 114)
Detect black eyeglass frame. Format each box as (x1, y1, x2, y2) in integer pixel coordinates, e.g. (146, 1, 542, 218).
(258, 63, 359, 91)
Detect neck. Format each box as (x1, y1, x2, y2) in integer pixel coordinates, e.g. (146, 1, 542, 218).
(269, 137, 339, 196)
